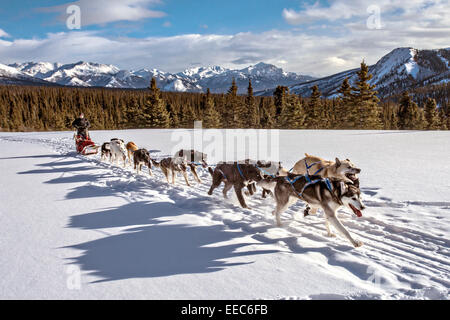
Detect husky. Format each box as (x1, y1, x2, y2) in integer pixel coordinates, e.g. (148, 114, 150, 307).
(291, 154, 360, 184)
(133, 148, 153, 176)
(244, 160, 289, 198)
(175, 149, 208, 184)
(110, 138, 127, 167)
(126, 142, 139, 166)
(101, 142, 111, 161)
(258, 173, 365, 247)
(207, 161, 263, 209)
(152, 157, 191, 186)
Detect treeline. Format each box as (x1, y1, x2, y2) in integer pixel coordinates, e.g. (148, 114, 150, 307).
(0, 62, 449, 132)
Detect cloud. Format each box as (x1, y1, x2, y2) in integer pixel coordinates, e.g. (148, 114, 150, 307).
(283, 0, 449, 27)
(163, 21, 172, 27)
(0, 0, 449, 78)
(40, 0, 166, 26)
(0, 29, 10, 38)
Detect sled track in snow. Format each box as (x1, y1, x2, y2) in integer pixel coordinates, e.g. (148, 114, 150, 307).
(1, 135, 449, 299)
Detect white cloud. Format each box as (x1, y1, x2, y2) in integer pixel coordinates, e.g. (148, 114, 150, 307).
(0, 0, 449, 78)
(0, 29, 10, 38)
(283, 0, 449, 28)
(40, 0, 165, 26)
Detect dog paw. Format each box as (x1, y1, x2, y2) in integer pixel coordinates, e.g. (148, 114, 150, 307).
(353, 240, 364, 248)
(327, 232, 337, 238)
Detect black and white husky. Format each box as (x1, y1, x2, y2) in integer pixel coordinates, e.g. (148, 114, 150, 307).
(101, 142, 111, 161)
(258, 174, 366, 247)
(133, 148, 153, 176)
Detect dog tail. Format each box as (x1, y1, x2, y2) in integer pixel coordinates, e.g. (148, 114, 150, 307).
(305, 153, 310, 157)
(151, 159, 160, 167)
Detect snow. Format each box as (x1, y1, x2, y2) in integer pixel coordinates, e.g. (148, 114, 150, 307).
(0, 130, 449, 300)
(164, 79, 188, 92)
(404, 48, 419, 79)
(11, 62, 61, 78)
(2, 61, 312, 93)
(0, 63, 24, 77)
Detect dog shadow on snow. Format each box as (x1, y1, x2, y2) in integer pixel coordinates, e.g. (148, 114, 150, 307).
(17, 154, 373, 284)
(17, 155, 279, 283)
(65, 200, 280, 283)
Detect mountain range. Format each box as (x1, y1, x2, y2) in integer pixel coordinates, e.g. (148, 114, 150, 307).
(257, 47, 449, 97)
(1, 47, 449, 97)
(1, 61, 314, 94)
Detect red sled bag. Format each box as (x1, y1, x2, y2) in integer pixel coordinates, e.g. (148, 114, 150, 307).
(75, 134, 99, 155)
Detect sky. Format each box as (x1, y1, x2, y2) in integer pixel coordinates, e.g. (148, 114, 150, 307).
(0, 0, 448, 77)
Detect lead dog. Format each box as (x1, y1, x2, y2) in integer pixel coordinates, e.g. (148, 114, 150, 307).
(207, 161, 263, 209)
(110, 138, 127, 167)
(175, 149, 208, 184)
(291, 154, 360, 184)
(152, 157, 191, 186)
(134, 148, 153, 176)
(291, 154, 361, 216)
(126, 142, 139, 166)
(258, 174, 365, 247)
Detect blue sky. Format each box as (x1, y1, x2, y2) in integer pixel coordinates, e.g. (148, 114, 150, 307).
(1, 0, 311, 37)
(0, 0, 448, 76)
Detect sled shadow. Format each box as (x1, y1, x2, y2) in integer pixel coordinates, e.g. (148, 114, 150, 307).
(66, 200, 279, 282)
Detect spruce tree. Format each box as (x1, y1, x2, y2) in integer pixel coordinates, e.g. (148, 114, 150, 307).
(224, 78, 238, 127)
(203, 88, 222, 128)
(398, 91, 420, 130)
(351, 61, 382, 129)
(337, 78, 353, 128)
(279, 94, 305, 129)
(424, 98, 439, 130)
(122, 96, 141, 128)
(273, 85, 288, 118)
(439, 106, 448, 130)
(245, 79, 259, 128)
(139, 78, 170, 128)
(304, 85, 321, 129)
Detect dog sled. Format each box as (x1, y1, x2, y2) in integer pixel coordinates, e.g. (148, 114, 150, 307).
(74, 132, 100, 156)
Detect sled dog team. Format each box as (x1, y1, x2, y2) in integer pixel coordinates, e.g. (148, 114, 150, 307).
(101, 138, 365, 248)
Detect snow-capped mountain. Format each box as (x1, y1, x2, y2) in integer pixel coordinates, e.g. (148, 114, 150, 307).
(179, 62, 314, 94)
(5, 48, 448, 96)
(4, 61, 313, 93)
(0, 63, 52, 86)
(259, 47, 450, 97)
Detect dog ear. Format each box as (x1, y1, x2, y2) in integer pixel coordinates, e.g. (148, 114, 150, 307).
(339, 181, 348, 195)
(335, 158, 341, 167)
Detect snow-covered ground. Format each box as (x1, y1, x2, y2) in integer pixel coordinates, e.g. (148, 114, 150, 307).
(0, 129, 449, 300)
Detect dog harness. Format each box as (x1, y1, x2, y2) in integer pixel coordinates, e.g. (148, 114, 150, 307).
(285, 174, 334, 199)
(255, 165, 276, 178)
(304, 159, 324, 175)
(236, 162, 245, 179)
(287, 159, 324, 175)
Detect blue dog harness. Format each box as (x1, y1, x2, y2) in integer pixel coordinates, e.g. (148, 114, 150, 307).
(288, 159, 324, 176)
(285, 174, 334, 199)
(255, 165, 276, 178)
(236, 162, 245, 179)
